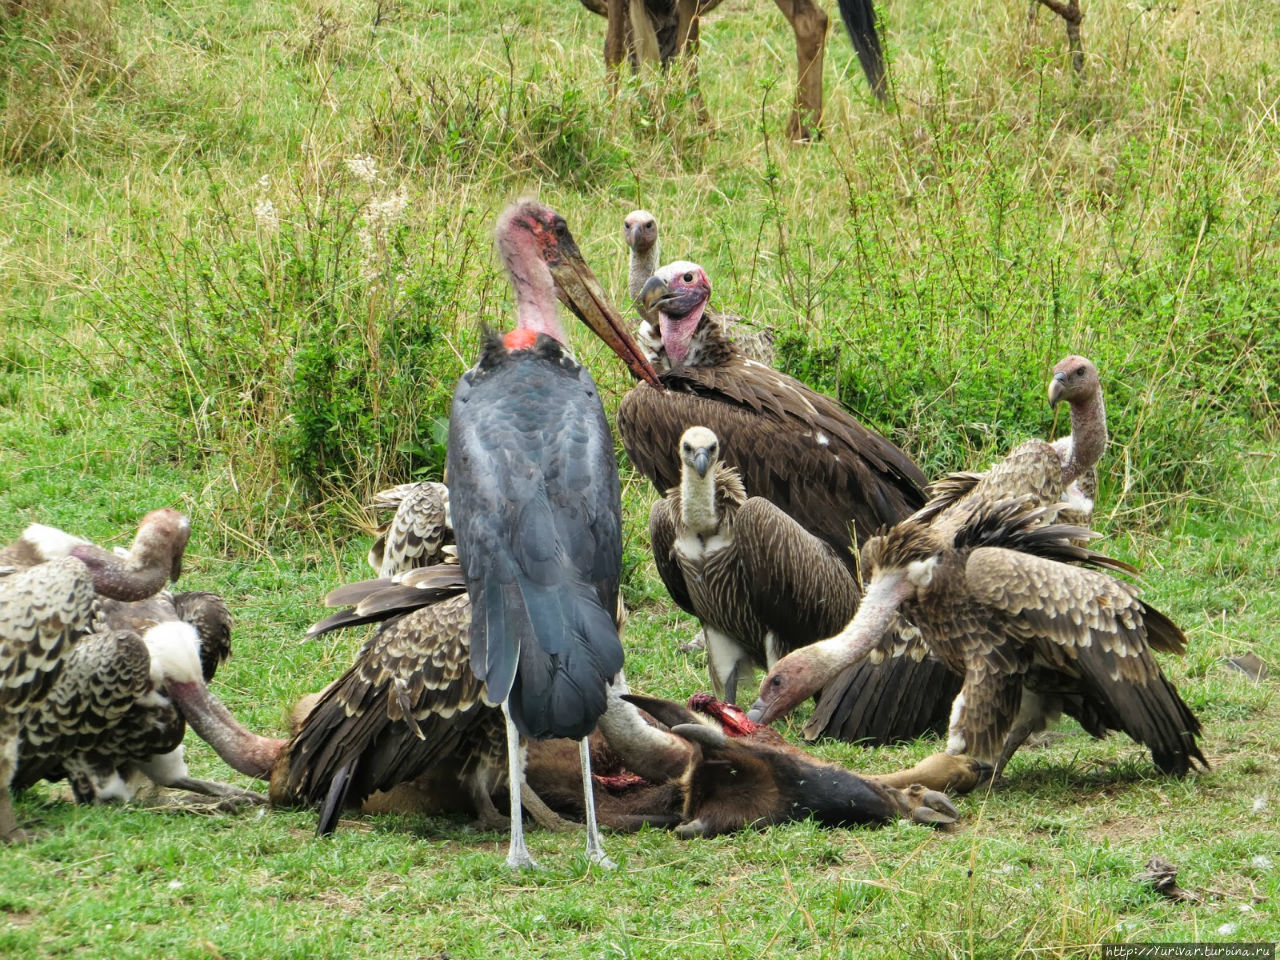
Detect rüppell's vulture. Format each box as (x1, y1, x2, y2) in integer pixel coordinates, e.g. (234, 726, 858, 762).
(1, 510, 195, 840)
(446, 200, 660, 869)
(750, 496, 1207, 782)
(16, 597, 258, 808)
(648, 426, 862, 703)
(365, 481, 453, 578)
(616, 260, 961, 744)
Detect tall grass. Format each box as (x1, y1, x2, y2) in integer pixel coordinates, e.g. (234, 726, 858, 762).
(3, 0, 1277, 546)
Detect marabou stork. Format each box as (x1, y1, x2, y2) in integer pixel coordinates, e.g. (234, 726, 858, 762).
(446, 200, 660, 869)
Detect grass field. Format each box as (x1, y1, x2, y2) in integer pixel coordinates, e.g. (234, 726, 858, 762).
(1, 0, 1278, 957)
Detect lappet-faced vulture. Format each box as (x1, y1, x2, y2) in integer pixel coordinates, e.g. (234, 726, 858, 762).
(624, 214, 774, 367)
(750, 496, 1207, 781)
(445, 200, 660, 869)
(617, 261, 961, 744)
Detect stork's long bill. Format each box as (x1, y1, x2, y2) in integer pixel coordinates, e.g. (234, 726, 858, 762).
(540, 215, 661, 388)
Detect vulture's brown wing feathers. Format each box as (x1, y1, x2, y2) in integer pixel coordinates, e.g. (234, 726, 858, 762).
(647, 497, 695, 615)
(284, 592, 502, 831)
(619, 361, 926, 553)
(730, 498, 862, 655)
(13, 630, 151, 790)
(964, 546, 1205, 775)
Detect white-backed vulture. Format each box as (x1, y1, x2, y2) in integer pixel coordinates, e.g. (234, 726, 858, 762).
(750, 497, 1207, 781)
(649, 426, 862, 702)
(616, 261, 961, 745)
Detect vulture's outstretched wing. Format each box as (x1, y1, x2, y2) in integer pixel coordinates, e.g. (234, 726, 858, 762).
(964, 546, 1204, 775)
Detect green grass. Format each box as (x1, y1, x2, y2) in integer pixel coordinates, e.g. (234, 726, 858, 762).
(2, 0, 1279, 956)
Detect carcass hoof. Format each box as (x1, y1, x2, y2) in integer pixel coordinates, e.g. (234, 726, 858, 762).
(905, 786, 959, 827)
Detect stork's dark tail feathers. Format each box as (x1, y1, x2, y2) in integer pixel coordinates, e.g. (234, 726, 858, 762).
(482, 578, 623, 742)
(836, 0, 887, 99)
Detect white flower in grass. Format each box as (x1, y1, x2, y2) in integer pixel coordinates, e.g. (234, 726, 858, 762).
(1216, 922, 1239, 936)
(1251, 854, 1273, 870)
(1252, 795, 1268, 814)
(345, 153, 379, 185)
(253, 197, 279, 233)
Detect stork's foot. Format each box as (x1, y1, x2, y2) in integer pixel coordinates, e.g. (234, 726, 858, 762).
(585, 847, 618, 870)
(505, 847, 541, 871)
(868, 753, 994, 795)
(901, 785, 960, 827)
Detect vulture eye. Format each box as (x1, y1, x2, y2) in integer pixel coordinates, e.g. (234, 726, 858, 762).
(553, 219, 568, 238)
(682, 272, 694, 283)
(1075, 365, 1086, 376)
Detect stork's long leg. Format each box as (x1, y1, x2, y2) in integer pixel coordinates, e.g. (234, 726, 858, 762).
(502, 702, 538, 870)
(578, 736, 616, 869)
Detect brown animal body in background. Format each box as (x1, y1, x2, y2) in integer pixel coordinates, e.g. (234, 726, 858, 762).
(578, 0, 886, 141)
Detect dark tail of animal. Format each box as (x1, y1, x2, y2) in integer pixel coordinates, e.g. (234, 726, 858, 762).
(836, 0, 887, 99)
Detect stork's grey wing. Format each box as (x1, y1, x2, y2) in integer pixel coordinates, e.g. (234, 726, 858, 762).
(447, 350, 624, 740)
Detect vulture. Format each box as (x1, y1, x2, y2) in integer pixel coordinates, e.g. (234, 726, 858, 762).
(0, 508, 191, 602)
(0, 510, 194, 840)
(617, 260, 962, 744)
(365, 481, 453, 578)
(14, 598, 257, 807)
(919, 355, 1108, 530)
(623, 212, 774, 366)
(445, 199, 660, 869)
(749, 496, 1207, 780)
(648, 425, 862, 702)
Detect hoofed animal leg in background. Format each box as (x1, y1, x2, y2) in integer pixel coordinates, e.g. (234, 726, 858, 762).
(773, 0, 830, 141)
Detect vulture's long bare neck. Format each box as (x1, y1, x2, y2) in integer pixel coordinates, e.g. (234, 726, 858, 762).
(1062, 390, 1107, 485)
(680, 464, 720, 536)
(628, 240, 658, 303)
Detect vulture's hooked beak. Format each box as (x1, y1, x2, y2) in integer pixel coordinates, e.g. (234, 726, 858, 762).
(1048, 373, 1067, 407)
(691, 447, 712, 478)
(547, 237, 662, 387)
(639, 275, 707, 319)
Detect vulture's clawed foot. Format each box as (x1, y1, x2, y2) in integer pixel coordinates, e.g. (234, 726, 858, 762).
(147, 791, 267, 815)
(673, 817, 709, 838)
(901, 785, 960, 827)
